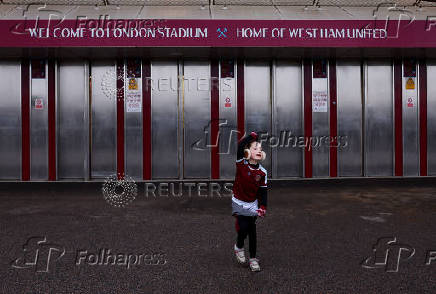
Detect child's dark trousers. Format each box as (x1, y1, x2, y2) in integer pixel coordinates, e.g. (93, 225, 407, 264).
(234, 214, 258, 258)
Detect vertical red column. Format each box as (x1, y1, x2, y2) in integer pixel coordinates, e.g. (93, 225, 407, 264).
(329, 59, 337, 177)
(142, 59, 152, 180)
(21, 59, 30, 181)
(116, 59, 125, 180)
(211, 59, 220, 179)
(48, 59, 56, 181)
(303, 59, 312, 178)
(419, 60, 427, 176)
(393, 59, 403, 176)
(237, 59, 245, 142)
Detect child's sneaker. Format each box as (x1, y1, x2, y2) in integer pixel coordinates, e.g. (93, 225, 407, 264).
(234, 244, 246, 263)
(249, 258, 261, 272)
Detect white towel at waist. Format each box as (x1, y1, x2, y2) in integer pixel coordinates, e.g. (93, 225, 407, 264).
(232, 194, 258, 212)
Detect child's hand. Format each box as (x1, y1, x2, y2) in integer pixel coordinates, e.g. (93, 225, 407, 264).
(256, 205, 266, 217)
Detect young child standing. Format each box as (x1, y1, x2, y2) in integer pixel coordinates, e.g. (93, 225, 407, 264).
(231, 131, 268, 272)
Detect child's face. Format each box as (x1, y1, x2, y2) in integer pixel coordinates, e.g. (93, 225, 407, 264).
(249, 141, 263, 161)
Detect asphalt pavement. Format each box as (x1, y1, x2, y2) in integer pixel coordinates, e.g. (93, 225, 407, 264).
(0, 178, 435, 294)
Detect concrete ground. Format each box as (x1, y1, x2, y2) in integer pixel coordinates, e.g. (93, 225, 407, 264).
(0, 178, 435, 294)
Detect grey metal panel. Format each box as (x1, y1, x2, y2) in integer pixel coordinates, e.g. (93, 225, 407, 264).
(90, 60, 116, 178)
(177, 61, 184, 180)
(215, 0, 415, 6)
(402, 63, 419, 176)
(124, 62, 143, 180)
(84, 62, 90, 180)
(30, 61, 48, 180)
(57, 60, 87, 179)
(244, 60, 271, 175)
(0, 60, 21, 179)
(427, 61, 436, 175)
(318, 0, 416, 6)
(183, 61, 210, 178)
(337, 60, 362, 176)
(2, 4, 434, 22)
(364, 60, 393, 176)
(219, 61, 238, 179)
(271, 60, 277, 179)
(4, 0, 102, 4)
(215, 0, 312, 4)
(110, 0, 208, 5)
(274, 60, 303, 177)
(151, 61, 179, 179)
(312, 62, 329, 177)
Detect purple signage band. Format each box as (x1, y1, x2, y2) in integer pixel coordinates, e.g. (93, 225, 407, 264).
(1, 19, 435, 47)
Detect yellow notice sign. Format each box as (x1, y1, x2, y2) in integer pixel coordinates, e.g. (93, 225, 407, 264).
(128, 78, 138, 90)
(406, 77, 415, 90)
